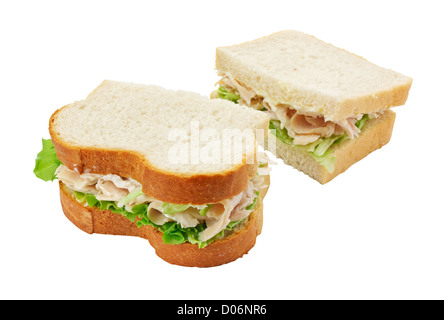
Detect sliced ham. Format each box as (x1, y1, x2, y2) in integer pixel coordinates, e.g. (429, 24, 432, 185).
(289, 113, 336, 136)
(95, 174, 142, 202)
(198, 193, 243, 242)
(95, 180, 128, 201)
(55, 166, 99, 194)
(147, 201, 171, 225)
(229, 181, 256, 221)
(219, 74, 257, 105)
(218, 74, 365, 145)
(290, 134, 321, 145)
(273, 103, 361, 145)
(56, 160, 265, 243)
(165, 207, 205, 228)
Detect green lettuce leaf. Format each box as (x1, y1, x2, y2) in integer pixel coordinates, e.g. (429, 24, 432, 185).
(74, 191, 87, 202)
(269, 115, 371, 173)
(356, 114, 371, 130)
(226, 219, 244, 230)
(269, 120, 346, 173)
(217, 86, 241, 104)
(86, 193, 99, 207)
(117, 187, 143, 208)
(312, 135, 344, 157)
(79, 193, 140, 222)
(246, 191, 259, 210)
(158, 218, 229, 249)
(269, 120, 295, 146)
(135, 208, 158, 228)
(33, 139, 61, 181)
(199, 204, 213, 216)
(161, 203, 190, 215)
(160, 222, 188, 245)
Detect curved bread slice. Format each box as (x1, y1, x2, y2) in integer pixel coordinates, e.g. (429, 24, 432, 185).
(59, 179, 269, 267)
(266, 110, 396, 184)
(50, 80, 269, 204)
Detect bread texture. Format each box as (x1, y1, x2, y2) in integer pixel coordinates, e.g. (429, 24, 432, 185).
(59, 176, 269, 267)
(266, 110, 396, 184)
(50, 80, 269, 204)
(216, 30, 412, 121)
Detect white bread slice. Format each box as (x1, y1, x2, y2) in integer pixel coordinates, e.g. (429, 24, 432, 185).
(50, 80, 269, 204)
(216, 30, 412, 121)
(266, 110, 396, 184)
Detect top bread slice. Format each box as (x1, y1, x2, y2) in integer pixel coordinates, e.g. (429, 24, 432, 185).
(216, 30, 412, 121)
(49, 80, 269, 205)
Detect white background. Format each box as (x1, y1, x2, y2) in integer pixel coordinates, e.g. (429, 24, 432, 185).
(1, 0, 442, 300)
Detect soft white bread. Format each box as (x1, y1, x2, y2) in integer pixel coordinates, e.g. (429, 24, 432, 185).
(216, 30, 412, 121)
(59, 173, 270, 268)
(267, 110, 396, 184)
(50, 80, 269, 204)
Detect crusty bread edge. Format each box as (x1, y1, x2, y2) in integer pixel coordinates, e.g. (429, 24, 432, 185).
(266, 110, 396, 184)
(59, 180, 268, 268)
(49, 106, 262, 205)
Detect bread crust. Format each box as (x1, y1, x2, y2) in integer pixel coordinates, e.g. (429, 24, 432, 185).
(50, 107, 258, 205)
(266, 110, 396, 184)
(59, 182, 267, 267)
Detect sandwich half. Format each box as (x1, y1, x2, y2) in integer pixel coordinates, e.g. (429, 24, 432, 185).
(213, 30, 412, 184)
(34, 80, 270, 267)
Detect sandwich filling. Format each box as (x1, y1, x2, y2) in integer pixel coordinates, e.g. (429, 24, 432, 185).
(34, 139, 269, 248)
(214, 73, 384, 172)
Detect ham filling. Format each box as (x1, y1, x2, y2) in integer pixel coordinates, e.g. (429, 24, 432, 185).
(270, 103, 362, 145)
(56, 163, 268, 242)
(218, 74, 372, 145)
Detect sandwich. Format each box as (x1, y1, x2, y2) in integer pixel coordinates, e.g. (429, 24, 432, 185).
(212, 30, 412, 184)
(33, 80, 270, 267)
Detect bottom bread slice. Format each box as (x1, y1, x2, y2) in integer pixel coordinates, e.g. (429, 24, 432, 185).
(266, 110, 396, 184)
(59, 182, 265, 268)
